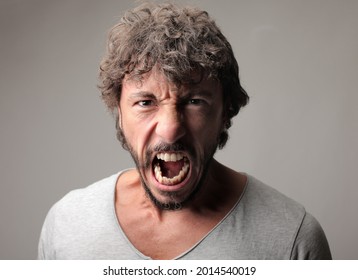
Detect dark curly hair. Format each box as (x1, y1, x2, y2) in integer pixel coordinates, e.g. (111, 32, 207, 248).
(98, 2, 249, 149)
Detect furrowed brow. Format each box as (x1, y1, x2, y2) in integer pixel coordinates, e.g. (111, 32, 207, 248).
(128, 91, 156, 100)
(182, 90, 215, 100)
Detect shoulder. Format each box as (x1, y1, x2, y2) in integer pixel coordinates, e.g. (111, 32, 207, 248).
(38, 172, 121, 259)
(45, 172, 121, 227)
(237, 175, 331, 259)
(291, 212, 332, 259)
(52, 172, 119, 213)
(228, 175, 306, 259)
(244, 175, 305, 221)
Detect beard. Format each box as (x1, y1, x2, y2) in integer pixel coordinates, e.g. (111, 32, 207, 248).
(124, 139, 218, 211)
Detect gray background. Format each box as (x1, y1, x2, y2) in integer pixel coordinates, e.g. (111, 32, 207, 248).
(1, 0, 357, 259)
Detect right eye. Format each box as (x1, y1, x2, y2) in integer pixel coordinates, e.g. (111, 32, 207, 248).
(137, 100, 154, 107)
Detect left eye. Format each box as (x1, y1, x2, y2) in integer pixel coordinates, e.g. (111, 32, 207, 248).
(187, 99, 204, 105)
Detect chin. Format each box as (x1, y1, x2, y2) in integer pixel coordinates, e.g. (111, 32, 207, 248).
(140, 161, 206, 210)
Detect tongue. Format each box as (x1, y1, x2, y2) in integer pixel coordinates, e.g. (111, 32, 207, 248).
(160, 160, 184, 178)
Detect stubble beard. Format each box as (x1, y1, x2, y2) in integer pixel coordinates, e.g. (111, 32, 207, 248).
(124, 140, 218, 211)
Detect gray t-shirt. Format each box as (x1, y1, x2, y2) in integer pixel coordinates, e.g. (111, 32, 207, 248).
(38, 171, 331, 259)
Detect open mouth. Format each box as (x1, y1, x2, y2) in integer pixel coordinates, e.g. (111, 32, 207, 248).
(153, 152, 190, 185)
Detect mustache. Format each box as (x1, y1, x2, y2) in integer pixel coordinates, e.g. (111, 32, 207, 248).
(151, 142, 195, 156)
(141, 142, 195, 168)
(127, 141, 196, 170)
(153, 142, 185, 152)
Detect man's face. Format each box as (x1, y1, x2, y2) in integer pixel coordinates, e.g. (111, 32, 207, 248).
(119, 70, 224, 209)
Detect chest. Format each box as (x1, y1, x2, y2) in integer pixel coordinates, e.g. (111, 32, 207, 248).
(117, 210, 222, 259)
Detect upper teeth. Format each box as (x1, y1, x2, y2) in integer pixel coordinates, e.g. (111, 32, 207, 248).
(154, 152, 190, 185)
(156, 153, 184, 162)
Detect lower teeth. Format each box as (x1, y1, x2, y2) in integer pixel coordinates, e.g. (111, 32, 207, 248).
(154, 162, 189, 185)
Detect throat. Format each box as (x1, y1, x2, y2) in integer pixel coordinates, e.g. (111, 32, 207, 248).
(160, 160, 184, 178)
(153, 158, 190, 185)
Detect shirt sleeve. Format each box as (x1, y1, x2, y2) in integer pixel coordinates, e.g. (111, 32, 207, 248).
(290, 212, 332, 260)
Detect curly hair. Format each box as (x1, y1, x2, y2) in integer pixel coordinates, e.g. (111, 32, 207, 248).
(98, 2, 249, 149)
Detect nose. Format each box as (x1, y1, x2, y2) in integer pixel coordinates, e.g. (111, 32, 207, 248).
(155, 106, 186, 144)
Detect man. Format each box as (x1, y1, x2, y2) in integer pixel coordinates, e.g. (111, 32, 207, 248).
(38, 3, 331, 259)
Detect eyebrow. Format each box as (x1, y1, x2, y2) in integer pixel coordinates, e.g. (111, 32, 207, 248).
(128, 91, 156, 100)
(184, 90, 215, 99)
(127, 89, 216, 102)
